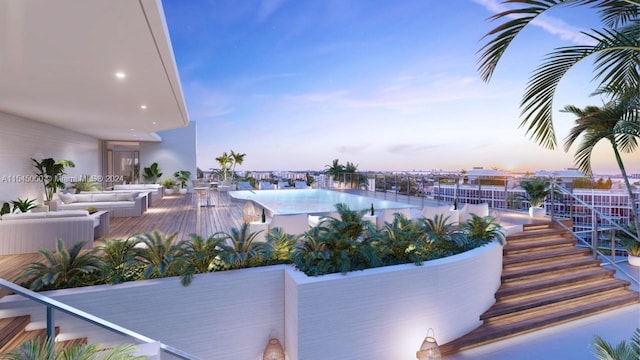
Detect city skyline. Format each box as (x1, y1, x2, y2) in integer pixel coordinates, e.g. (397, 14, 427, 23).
(162, 0, 639, 175)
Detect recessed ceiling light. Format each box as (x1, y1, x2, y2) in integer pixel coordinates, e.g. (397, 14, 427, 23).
(140, 105, 147, 110)
(115, 72, 126, 79)
(151, 121, 157, 125)
(129, 128, 135, 131)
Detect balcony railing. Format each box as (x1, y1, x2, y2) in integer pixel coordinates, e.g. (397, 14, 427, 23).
(0, 278, 200, 359)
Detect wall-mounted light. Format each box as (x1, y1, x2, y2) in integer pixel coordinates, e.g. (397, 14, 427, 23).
(262, 338, 285, 360)
(416, 328, 441, 360)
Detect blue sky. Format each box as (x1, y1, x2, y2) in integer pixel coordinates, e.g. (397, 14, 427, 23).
(161, 0, 639, 175)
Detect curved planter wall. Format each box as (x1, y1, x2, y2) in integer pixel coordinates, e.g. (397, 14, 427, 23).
(1, 241, 502, 360)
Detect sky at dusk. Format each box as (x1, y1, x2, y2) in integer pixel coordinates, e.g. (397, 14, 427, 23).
(161, 0, 639, 175)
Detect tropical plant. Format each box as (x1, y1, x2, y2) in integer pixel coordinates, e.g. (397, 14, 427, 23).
(2, 337, 146, 360)
(0, 202, 10, 216)
(215, 152, 232, 181)
(180, 233, 226, 285)
(459, 214, 505, 249)
(142, 162, 162, 184)
(173, 170, 192, 189)
(134, 231, 186, 279)
(96, 237, 143, 285)
(161, 178, 176, 190)
(69, 175, 102, 193)
(216, 223, 271, 269)
(10, 197, 37, 213)
(32, 157, 76, 202)
(511, 177, 563, 208)
(417, 214, 466, 255)
(592, 327, 640, 360)
(478, 0, 639, 150)
(376, 212, 426, 265)
(325, 158, 345, 177)
(292, 226, 332, 276)
(619, 223, 640, 256)
(16, 239, 101, 291)
(265, 227, 298, 264)
(324, 203, 375, 240)
(230, 150, 246, 178)
(562, 91, 640, 239)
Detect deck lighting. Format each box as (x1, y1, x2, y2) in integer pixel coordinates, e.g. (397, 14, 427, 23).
(416, 328, 441, 360)
(262, 338, 285, 360)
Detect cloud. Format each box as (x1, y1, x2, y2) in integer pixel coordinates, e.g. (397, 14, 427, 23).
(472, 0, 596, 45)
(336, 144, 370, 154)
(258, 0, 287, 22)
(388, 143, 449, 154)
(183, 82, 235, 120)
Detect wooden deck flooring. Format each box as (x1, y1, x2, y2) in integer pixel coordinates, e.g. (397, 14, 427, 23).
(108, 191, 244, 240)
(0, 191, 246, 285)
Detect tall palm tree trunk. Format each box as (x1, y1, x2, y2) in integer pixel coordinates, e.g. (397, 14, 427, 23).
(612, 142, 640, 241)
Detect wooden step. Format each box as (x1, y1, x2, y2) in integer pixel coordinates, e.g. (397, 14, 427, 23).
(481, 278, 631, 320)
(55, 337, 88, 352)
(0, 326, 60, 354)
(495, 267, 617, 299)
(0, 316, 30, 349)
(440, 291, 639, 355)
(504, 237, 576, 254)
(503, 247, 590, 266)
(506, 228, 571, 242)
(522, 223, 554, 231)
(502, 257, 601, 281)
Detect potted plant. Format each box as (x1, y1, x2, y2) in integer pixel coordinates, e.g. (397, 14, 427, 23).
(173, 170, 192, 195)
(161, 178, 176, 195)
(69, 175, 102, 193)
(31, 157, 76, 202)
(10, 198, 37, 213)
(619, 224, 640, 267)
(142, 162, 163, 184)
(510, 177, 562, 218)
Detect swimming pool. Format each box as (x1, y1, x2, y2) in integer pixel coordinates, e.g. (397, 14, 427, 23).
(229, 189, 417, 215)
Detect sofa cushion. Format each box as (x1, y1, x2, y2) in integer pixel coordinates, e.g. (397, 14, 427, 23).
(421, 204, 453, 220)
(47, 210, 90, 218)
(74, 194, 93, 202)
(59, 193, 78, 204)
(91, 193, 119, 202)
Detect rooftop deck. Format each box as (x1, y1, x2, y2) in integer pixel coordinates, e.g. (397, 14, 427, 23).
(0, 189, 637, 359)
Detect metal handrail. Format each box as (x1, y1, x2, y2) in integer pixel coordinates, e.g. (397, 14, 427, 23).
(549, 184, 639, 286)
(0, 279, 200, 360)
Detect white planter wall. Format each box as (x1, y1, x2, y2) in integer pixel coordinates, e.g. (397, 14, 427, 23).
(284, 241, 503, 360)
(1, 242, 502, 360)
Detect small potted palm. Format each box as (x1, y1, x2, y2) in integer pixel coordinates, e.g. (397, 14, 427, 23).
(173, 170, 191, 195)
(510, 178, 562, 218)
(619, 224, 640, 267)
(161, 178, 176, 195)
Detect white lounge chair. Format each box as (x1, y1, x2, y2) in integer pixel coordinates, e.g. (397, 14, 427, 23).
(259, 181, 274, 190)
(294, 181, 310, 189)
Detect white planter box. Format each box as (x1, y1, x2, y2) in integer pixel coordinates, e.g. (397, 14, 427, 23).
(4, 242, 503, 360)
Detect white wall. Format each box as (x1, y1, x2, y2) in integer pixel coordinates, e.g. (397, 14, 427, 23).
(284, 242, 503, 360)
(0, 111, 100, 204)
(139, 121, 196, 186)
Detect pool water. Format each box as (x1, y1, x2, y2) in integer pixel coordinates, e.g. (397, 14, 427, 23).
(229, 189, 416, 215)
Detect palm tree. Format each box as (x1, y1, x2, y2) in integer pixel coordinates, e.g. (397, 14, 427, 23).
(592, 327, 640, 360)
(180, 233, 225, 285)
(215, 151, 232, 181)
(325, 159, 345, 177)
(3, 337, 145, 360)
(96, 236, 142, 285)
(134, 231, 186, 280)
(510, 177, 564, 209)
(216, 223, 271, 269)
(563, 91, 640, 238)
(478, 1, 639, 149)
(16, 239, 101, 291)
(229, 150, 246, 178)
(265, 227, 298, 264)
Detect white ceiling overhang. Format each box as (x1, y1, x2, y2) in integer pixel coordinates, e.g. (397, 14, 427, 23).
(0, 0, 189, 142)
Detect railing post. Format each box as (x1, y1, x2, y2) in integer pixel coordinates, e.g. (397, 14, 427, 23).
(611, 229, 616, 264)
(46, 305, 55, 356)
(592, 211, 598, 259)
(549, 179, 555, 220)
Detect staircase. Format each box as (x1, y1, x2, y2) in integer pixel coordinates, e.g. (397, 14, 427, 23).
(440, 222, 640, 355)
(0, 314, 87, 354)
